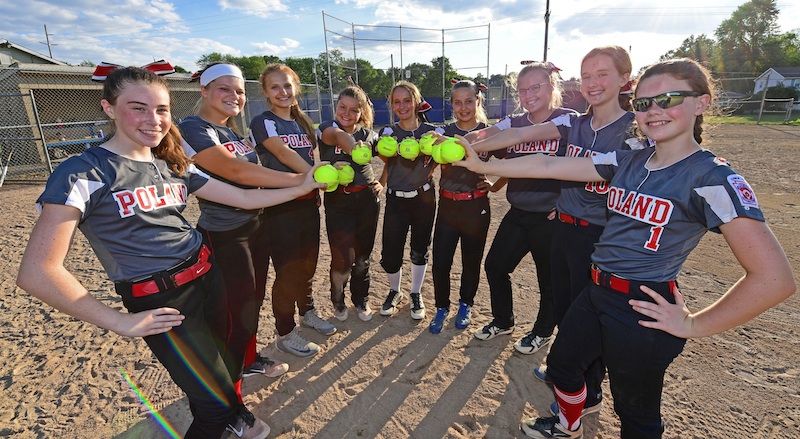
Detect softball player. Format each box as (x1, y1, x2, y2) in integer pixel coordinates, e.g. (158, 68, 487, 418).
(429, 79, 493, 333)
(249, 63, 335, 358)
(17, 67, 324, 439)
(466, 63, 577, 355)
(470, 47, 640, 413)
(180, 63, 293, 387)
(378, 80, 444, 320)
(317, 86, 382, 322)
(458, 58, 795, 439)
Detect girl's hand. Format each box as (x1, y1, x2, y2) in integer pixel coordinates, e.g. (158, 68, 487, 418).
(370, 180, 383, 196)
(120, 307, 184, 337)
(630, 285, 694, 338)
(304, 162, 329, 192)
(476, 178, 492, 191)
(451, 135, 483, 173)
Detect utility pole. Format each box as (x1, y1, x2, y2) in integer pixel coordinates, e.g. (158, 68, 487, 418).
(40, 24, 55, 58)
(543, 0, 550, 62)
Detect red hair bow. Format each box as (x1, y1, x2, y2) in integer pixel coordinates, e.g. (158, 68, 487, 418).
(92, 60, 175, 81)
(417, 101, 432, 113)
(477, 83, 488, 91)
(450, 78, 459, 85)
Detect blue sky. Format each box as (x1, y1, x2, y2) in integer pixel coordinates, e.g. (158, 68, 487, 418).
(2, 0, 798, 80)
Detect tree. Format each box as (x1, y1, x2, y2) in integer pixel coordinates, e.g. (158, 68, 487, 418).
(174, 65, 189, 73)
(714, 0, 780, 74)
(78, 60, 95, 67)
(284, 57, 315, 84)
(659, 35, 716, 65)
(195, 53, 268, 79)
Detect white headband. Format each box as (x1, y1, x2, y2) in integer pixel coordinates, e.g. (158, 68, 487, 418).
(200, 64, 244, 86)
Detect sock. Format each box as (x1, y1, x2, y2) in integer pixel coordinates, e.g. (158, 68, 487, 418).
(410, 263, 427, 295)
(388, 269, 402, 292)
(554, 383, 586, 431)
(234, 379, 243, 404)
(243, 335, 257, 367)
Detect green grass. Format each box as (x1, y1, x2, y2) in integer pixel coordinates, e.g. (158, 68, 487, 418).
(709, 113, 800, 125)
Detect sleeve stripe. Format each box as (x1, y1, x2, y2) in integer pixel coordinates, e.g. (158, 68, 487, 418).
(694, 185, 738, 223)
(65, 178, 105, 214)
(592, 151, 619, 166)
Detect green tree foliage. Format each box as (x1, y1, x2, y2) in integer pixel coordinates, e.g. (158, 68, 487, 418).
(765, 83, 800, 100)
(659, 35, 716, 65)
(714, 0, 780, 73)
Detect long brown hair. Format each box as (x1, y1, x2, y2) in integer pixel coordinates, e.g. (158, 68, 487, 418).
(636, 58, 715, 144)
(338, 86, 374, 128)
(102, 67, 190, 175)
(258, 63, 317, 148)
(388, 81, 426, 123)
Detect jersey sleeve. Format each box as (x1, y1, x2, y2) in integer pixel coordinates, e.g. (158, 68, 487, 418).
(690, 162, 764, 232)
(591, 150, 626, 181)
(248, 114, 276, 147)
(36, 156, 107, 218)
(179, 118, 220, 158)
(551, 112, 577, 141)
(494, 116, 512, 131)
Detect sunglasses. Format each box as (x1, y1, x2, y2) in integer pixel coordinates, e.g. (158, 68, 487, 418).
(632, 91, 702, 112)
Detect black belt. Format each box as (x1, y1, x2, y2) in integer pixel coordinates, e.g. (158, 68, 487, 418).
(120, 245, 212, 297)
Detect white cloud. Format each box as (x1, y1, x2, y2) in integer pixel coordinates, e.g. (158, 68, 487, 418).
(218, 0, 288, 18)
(252, 38, 301, 55)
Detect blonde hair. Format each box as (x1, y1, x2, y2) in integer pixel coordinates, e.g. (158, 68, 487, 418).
(388, 81, 427, 123)
(510, 62, 563, 111)
(258, 63, 317, 148)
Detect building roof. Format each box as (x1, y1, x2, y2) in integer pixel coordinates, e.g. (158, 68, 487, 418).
(0, 39, 67, 66)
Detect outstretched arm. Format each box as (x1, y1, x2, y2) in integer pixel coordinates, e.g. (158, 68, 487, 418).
(16, 204, 185, 337)
(192, 145, 304, 188)
(195, 162, 327, 209)
(631, 217, 795, 338)
(454, 135, 604, 182)
(470, 122, 561, 152)
(320, 125, 357, 155)
(261, 137, 313, 173)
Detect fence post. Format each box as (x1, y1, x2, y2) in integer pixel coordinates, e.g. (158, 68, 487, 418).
(757, 72, 770, 124)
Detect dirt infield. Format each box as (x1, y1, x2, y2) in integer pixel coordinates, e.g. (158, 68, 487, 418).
(0, 124, 798, 438)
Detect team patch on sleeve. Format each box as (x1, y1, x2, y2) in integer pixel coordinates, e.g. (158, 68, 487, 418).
(727, 174, 759, 210)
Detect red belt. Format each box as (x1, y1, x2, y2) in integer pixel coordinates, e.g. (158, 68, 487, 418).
(336, 184, 369, 194)
(439, 188, 488, 201)
(131, 246, 212, 297)
(590, 264, 677, 295)
(295, 191, 318, 201)
(558, 211, 590, 227)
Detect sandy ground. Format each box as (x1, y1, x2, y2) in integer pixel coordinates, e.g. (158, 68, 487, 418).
(1, 124, 799, 439)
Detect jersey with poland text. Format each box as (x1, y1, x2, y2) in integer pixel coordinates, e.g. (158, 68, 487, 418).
(590, 148, 764, 282)
(379, 122, 444, 191)
(492, 108, 576, 212)
(249, 110, 315, 173)
(440, 121, 489, 192)
(317, 119, 378, 186)
(36, 147, 209, 282)
(179, 115, 260, 231)
(553, 111, 638, 226)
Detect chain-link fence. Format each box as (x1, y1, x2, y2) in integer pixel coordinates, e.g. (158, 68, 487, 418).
(0, 64, 321, 187)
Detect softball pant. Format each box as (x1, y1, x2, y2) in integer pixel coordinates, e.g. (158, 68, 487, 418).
(117, 262, 239, 438)
(550, 215, 606, 405)
(198, 215, 268, 386)
(484, 207, 555, 334)
(380, 185, 436, 274)
(260, 197, 320, 337)
(432, 196, 490, 308)
(324, 187, 380, 308)
(547, 278, 685, 439)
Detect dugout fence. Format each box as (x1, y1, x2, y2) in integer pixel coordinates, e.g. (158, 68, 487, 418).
(0, 64, 320, 186)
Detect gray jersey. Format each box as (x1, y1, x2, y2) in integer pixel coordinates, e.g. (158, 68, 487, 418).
(317, 120, 378, 186)
(179, 115, 259, 231)
(249, 110, 315, 171)
(440, 122, 489, 192)
(36, 147, 209, 282)
(591, 148, 764, 281)
(379, 123, 444, 191)
(553, 111, 639, 225)
(492, 109, 577, 212)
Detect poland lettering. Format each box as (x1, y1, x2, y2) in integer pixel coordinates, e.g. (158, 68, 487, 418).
(606, 186, 673, 226)
(222, 140, 254, 156)
(113, 183, 188, 218)
(280, 134, 313, 148)
(508, 138, 559, 154)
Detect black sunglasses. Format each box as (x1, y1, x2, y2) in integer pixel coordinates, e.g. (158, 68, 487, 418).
(632, 91, 702, 112)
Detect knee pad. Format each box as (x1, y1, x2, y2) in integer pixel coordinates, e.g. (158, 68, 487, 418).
(410, 249, 429, 266)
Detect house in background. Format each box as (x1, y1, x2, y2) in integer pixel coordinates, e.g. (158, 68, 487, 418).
(0, 39, 66, 66)
(754, 67, 800, 94)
